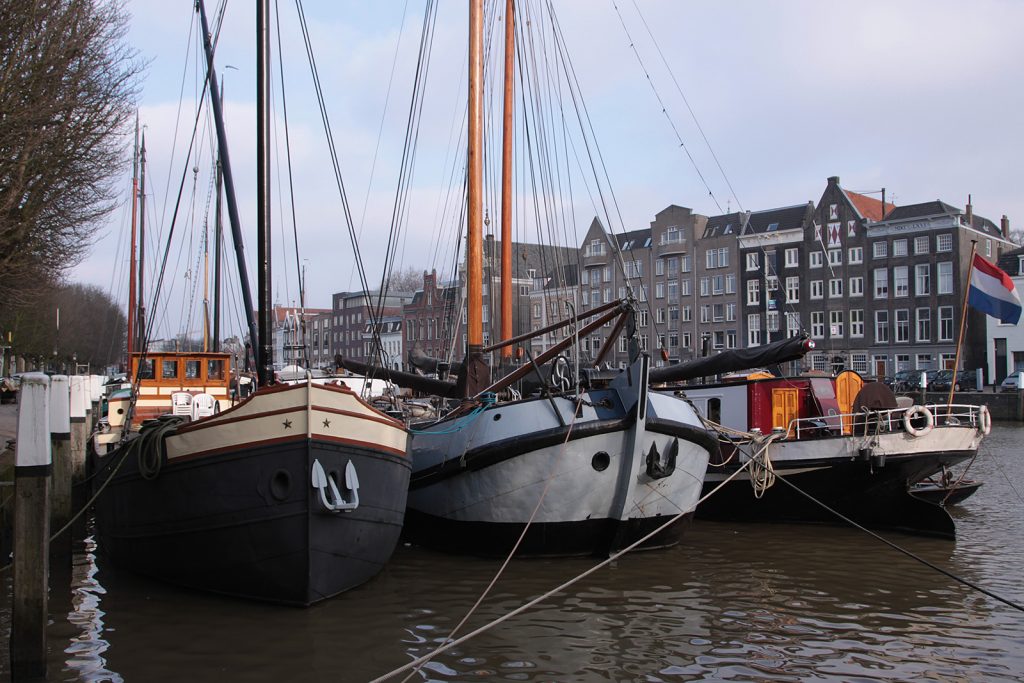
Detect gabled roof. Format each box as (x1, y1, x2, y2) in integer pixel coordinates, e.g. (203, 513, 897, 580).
(702, 211, 744, 239)
(743, 203, 812, 235)
(882, 200, 961, 222)
(615, 228, 652, 251)
(881, 200, 1003, 236)
(997, 245, 1024, 276)
(483, 238, 579, 280)
(540, 262, 580, 290)
(843, 189, 895, 221)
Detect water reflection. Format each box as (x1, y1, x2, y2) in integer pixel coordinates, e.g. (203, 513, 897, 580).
(0, 424, 1021, 681)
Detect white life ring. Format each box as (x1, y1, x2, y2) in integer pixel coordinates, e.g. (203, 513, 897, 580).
(978, 405, 992, 435)
(903, 405, 934, 437)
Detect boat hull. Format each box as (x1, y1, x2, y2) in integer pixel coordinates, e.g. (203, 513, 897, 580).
(406, 382, 713, 557)
(699, 426, 981, 538)
(909, 480, 983, 506)
(93, 382, 411, 606)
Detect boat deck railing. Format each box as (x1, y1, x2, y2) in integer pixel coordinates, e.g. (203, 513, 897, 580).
(782, 403, 985, 441)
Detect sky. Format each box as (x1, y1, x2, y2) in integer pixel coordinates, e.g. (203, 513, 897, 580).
(72, 0, 1024, 343)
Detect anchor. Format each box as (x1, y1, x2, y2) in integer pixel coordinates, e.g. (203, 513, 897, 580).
(645, 438, 678, 479)
(311, 459, 360, 512)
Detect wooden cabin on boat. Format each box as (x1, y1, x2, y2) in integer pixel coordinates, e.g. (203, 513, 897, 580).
(96, 351, 233, 453)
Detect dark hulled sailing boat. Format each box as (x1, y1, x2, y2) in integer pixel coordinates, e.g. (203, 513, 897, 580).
(92, 0, 410, 605)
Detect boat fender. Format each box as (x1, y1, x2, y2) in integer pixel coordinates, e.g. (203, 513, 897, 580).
(903, 405, 934, 437)
(978, 405, 992, 435)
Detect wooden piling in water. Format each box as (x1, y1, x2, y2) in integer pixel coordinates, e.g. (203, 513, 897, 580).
(69, 375, 87, 484)
(49, 375, 72, 533)
(11, 372, 51, 680)
(89, 374, 102, 435)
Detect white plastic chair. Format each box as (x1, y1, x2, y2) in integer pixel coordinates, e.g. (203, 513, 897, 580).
(191, 392, 218, 420)
(170, 391, 193, 417)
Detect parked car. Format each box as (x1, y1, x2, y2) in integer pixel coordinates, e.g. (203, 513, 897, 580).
(931, 370, 979, 392)
(893, 369, 939, 393)
(999, 371, 1024, 392)
(889, 370, 913, 392)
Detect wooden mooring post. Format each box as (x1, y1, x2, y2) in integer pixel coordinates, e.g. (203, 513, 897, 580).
(12, 372, 51, 680)
(49, 375, 72, 535)
(89, 374, 102, 433)
(69, 375, 87, 485)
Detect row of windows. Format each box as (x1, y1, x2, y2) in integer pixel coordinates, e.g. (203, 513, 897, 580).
(744, 263, 954, 305)
(745, 307, 956, 346)
(744, 234, 956, 274)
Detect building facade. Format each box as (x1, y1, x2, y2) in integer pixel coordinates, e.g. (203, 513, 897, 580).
(330, 291, 412, 367)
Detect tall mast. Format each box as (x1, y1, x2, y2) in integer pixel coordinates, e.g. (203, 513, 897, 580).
(126, 115, 139, 360)
(467, 0, 483, 356)
(197, 0, 262, 381)
(454, 0, 489, 398)
(202, 215, 210, 352)
(213, 153, 222, 352)
(137, 133, 147, 353)
(256, 0, 273, 385)
(499, 0, 514, 363)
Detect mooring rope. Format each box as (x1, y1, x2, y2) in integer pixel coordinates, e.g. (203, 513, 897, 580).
(372, 455, 763, 683)
(397, 394, 584, 683)
(773, 474, 1024, 613)
(0, 432, 138, 575)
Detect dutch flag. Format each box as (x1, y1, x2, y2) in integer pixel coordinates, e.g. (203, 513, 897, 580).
(969, 254, 1023, 325)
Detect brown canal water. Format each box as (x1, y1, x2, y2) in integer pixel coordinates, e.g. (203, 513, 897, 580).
(2, 424, 1023, 682)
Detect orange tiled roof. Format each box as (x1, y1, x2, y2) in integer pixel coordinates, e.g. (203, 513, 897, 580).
(844, 190, 895, 221)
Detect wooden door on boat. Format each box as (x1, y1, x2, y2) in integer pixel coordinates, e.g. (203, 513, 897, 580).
(771, 388, 799, 437)
(835, 370, 864, 435)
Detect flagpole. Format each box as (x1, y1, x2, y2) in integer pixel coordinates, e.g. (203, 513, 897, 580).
(947, 240, 978, 409)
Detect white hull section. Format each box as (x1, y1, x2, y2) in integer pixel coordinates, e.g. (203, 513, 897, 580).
(406, 356, 713, 554)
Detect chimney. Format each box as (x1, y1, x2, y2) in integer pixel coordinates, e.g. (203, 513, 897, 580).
(1001, 215, 1010, 238)
(966, 194, 973, 227)
(827, 175, 840, 186)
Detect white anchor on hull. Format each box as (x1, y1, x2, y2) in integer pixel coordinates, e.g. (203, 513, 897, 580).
(311, 459, 360, 512)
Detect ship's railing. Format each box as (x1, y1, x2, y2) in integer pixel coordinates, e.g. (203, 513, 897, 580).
(782, 403, 985, 440)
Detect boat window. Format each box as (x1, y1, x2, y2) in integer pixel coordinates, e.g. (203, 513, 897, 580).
(137, 359, 154, 379)
(162, 360, 179, 379)
(185, 360, 201, 379)
(708, 398, 721, 424)
(207, 359, 225, 380)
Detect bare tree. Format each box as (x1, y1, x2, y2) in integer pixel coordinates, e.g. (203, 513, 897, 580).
(0, 283, 126, 369)
(0, 0, 142, 306)
(386, 266, 425, 294)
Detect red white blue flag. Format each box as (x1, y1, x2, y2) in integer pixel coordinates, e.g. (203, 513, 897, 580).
(969, 254, 1022, 324)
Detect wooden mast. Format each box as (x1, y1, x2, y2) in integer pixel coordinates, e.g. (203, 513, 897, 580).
(202, 216, 210, 352)
(499, 0, 514, 363)
(137, 133, 147, 353)
(459, 0, 488, 397)
(126, 115, 139, 360)
(947, 240, 978, 409)
(256, 0, 273, 386)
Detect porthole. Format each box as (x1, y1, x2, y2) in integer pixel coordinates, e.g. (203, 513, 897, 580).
(270, 469, 292, 501)
(592, 451, 610, 472)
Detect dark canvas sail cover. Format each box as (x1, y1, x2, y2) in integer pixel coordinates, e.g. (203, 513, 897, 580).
(649, 335, 814, 384)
